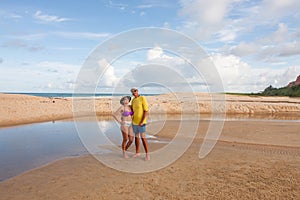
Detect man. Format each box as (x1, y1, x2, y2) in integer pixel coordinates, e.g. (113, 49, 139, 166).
(130, 87, 150, 161)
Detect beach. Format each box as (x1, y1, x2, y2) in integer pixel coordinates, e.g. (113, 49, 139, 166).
(1, 93, 300, 127)
(0, 93, 299, 199)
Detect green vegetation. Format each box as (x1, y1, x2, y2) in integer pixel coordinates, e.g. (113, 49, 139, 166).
(224, 92, 255, 96)
(225, 85, 300, 97)
(258, 85, 300, 97)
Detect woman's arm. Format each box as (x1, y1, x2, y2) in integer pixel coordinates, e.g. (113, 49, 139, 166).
(112, 106, 123, 124)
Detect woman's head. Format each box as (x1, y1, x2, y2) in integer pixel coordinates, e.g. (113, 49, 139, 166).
(120, 96, 131, 105)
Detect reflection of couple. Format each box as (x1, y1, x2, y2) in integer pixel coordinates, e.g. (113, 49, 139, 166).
(112, 88, 150, 161)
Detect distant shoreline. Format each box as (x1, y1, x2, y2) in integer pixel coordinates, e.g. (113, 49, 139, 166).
(1, 92, 160, 98)
(1, 92, 300, 127)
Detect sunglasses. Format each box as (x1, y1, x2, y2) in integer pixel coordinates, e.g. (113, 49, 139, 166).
(131, 89, 137, 93)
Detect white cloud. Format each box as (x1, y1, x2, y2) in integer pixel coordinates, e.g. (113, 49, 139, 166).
(37, 61, 79, 72)
(179, 0, 233, 25)
(163, 22, 170, 29)
(136, 4, 153, 9)
(260, 0, 300, 20)
(0, 10, 22, 19)
(147, 46, 185, 65)
(229, 23, 300, 62)
(97, 59, 119, 87)
(10, 33, 48, 41)
(277, 42, 300, 57)
(104, 47, 207, 93)
(217, 28, 237, 42)
(147, 46, 164, 60)
(5, 32, 110, 41)
(115, 47, 207, 92)
(230, 42, 259, 57)
(211, 54, 300, 92)
(53, 31, 111, 40)
(2, 39, 44, 52)
(255, 41, 300, 62)
(230, 0, 300, 33)
(33, 10, 72, 23)
(107, 0, 128, 10)
(0, 61, 80, 92)
(36, 61, 80, 90)
(259, 23, 291, 45)
(178, 0, 300, 52)
(178, 0, 238, 40)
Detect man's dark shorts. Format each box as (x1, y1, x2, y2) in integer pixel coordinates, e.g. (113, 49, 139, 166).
(132, 124, 146, 134)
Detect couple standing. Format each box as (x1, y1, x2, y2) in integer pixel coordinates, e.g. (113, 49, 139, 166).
(112, 88, 150, 161)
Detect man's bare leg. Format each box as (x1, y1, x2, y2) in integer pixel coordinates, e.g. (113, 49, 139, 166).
(141, 134, 150, 161)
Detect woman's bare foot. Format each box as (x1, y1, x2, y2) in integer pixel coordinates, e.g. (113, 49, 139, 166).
(132, 153, 140, 158)
(123, 151, 129, 159)
(145, 154, 150, 161)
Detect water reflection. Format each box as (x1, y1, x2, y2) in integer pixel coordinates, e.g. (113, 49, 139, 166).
(0, 121, 88, 181)
(0, 118, 163, 181)
(1, 113, 299, 181)
(95, 113, 300, 122)
(224, 113, 300, 121)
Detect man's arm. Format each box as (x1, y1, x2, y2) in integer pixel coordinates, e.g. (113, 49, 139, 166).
(139, 111, 148, 126)
(139, 96, 149, 126)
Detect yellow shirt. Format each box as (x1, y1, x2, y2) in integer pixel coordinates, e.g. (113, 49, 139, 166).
(131, 96, 148, 125)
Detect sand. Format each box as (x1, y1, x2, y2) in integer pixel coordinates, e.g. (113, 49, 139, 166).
(1, 93, 300, 127)
(0, 93, 299, 199)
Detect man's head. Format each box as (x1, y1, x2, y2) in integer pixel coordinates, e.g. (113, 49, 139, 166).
(131, 87, 139, 97)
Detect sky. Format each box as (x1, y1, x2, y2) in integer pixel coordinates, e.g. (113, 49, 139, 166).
(0, 0, 299, 93)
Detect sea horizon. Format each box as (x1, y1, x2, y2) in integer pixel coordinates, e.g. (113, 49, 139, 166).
(2, 92, 161, 98)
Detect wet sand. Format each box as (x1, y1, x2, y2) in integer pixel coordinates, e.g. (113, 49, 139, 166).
(0, 119, 299, 199)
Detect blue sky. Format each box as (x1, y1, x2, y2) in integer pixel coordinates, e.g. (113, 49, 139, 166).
(0, 0, 299, 93)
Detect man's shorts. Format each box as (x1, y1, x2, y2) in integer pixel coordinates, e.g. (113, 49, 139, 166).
(132, 124, 146, 134)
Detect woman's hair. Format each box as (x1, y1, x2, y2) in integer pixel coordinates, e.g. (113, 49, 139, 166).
(120, 96, 131, 105)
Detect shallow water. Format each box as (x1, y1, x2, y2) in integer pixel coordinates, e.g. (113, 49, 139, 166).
(0, 119, 162, 181)
(0, 121, 87, 181)
(0, 114, 299, 181)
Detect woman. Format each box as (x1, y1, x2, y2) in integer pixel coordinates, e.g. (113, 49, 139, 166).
(112, 96, 134, 158)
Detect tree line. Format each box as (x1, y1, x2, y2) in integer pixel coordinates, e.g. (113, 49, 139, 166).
(255, 85, 300, 97)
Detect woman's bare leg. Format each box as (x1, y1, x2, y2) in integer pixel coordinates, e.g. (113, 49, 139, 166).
(125, 135, 134, 150)
(121, 127, 129, 158)
(125, 126, 134, 150)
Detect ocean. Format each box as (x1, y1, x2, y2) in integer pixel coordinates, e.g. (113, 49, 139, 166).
(4, 92, 159, 98)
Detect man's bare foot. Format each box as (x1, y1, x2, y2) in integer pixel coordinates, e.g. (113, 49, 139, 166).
(132, 153, 140, 158)
(145, 154, 150, 161)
